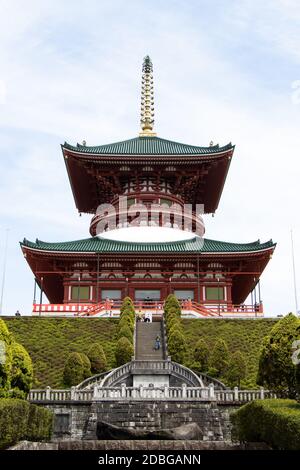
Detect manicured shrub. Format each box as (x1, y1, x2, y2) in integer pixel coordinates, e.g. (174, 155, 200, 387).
(0, 398, 29, 448)
(226, 351, 247, 387)
(189, 361, 201, 374)
(194, 339, 210, 372)
(63, 352, 84, 386)
(87, 343, 107, 373)
(164, 294, 181, 313)
(10, 342, 33, 394)
(231, 399, 300, 450)
(168, 330, 187, 364)
(257, 313, 300, 397)
(117, 325, 133, 344)
(79, 353, 91, 380)
(118, 314, 134, 333)
(26, 403, 53, 442)
(0, 398, 53, 449)
(120, 298, 135, 317)
(296, 362, 300, 399)
(167, 317, 181, 334)
(209, 338, 229, 378)
(181, 318, 278, 389)
(115, 337, 134, 366)
(5, 318, 119, 388)
(121, 307, 135, 322)
(0, 319, 13, 389)
(168, 323, 183, 339)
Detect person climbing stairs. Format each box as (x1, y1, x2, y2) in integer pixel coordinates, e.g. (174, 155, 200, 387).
(135, 321, 164, 360)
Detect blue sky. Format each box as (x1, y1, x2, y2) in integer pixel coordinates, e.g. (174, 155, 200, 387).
(0, 0, 300, 316)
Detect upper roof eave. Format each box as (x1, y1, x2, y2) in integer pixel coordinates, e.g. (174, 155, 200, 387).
(20, 236, 276, 256)
(61, 136, 235, 158)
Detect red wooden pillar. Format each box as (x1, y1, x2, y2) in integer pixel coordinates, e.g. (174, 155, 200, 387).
(63, 283, 70, 304)
(226, 279, 233, 309)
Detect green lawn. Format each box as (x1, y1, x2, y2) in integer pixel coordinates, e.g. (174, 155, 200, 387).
(5, 318, 118, 388)
(182, 318, 278, 388)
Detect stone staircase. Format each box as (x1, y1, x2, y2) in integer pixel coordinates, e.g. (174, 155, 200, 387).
(135, 321, 164, 360)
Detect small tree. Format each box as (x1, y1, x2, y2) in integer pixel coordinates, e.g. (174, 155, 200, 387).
(118, 314, 134, 333)
(208, 338, 229, 378)
(115, 337, 133, 367)
(164, 295, 181, 317)
(296, 362, 300, 399)
(87, 343, 107, 373)
(257, 313, 300, 397)
(120, 298, 135, 317)
(117, 325, 133, 344)
(194, 339, 210, 372)
(63, 352, 84, 386)
(79, 353, 91, 380)
(226, 351, 247, 387)
(167, 317, 181, 334)
(10, 342, 33, 394)
(0, 319, 12, 389)
(168, 330, 187, 364)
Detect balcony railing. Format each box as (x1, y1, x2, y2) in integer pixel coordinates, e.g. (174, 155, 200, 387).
(32, 300, 263, 317)
(28, 384, 277, 403)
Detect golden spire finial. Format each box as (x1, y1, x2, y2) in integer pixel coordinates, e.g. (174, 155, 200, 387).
(139, 55, 156, 137)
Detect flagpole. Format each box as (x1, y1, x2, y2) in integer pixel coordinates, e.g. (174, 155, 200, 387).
(291, 229, 299, 316)
(0, 228, 9, 316)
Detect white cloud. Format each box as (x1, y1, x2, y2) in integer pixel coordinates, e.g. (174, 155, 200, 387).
(0, 80, 7, 104)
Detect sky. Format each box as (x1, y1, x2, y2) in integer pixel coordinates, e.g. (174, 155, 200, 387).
(0, 0, 300, 317)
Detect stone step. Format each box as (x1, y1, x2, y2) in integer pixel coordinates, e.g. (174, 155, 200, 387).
(135, 321, 164, 360)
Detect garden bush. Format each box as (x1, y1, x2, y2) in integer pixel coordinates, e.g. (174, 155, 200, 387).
(5, 318, 118, 388)
(164, 295, 181, 317)
(168, 330, 187, 364)
(231, 399, 300, 450)
(63, 352, 84, 386)
(115, 337, 133, 366)
(208, 338, 229, 378)
(117, 325, 133, 344)
(79, 353, 91, 380)
(181, 318, 277, 388)
(0, 319, 13, 389)
(118, 314, 134, 333)
(257, 313, 300, 397)
(120, 298, 135, 318)
(194, 338, 210, 372)
(87, 343, 107, 373)
(226, 351, 247, 387)
(10, 342, 33, 394)
(0, 398, 53, 449)
(26, 403, 53, 442)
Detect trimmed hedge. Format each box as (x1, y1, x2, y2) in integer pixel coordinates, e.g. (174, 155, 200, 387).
(115, 337, 133, 366)
(182, 318, 277, 388)
(5, 318, 118, 388)
(63, 352, 85, 386)
(79, 352, 91, 380)
(117, 325, 134, 344)
(0, 398, 52, 449)
(231, 399, 300, 450)
(87, 343, 107, 373)
(10, 342, 33, 393)
(168, 330, 187, 364)
(257, 313, 300, 397)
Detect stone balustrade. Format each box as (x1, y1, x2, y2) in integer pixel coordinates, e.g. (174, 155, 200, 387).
(28, 384, 276, 403)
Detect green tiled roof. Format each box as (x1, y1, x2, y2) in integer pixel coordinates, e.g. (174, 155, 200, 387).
(21, 236, 275, 254)
(63, 136, 234, 156)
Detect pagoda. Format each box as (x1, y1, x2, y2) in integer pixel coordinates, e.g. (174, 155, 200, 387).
(21, 57, 275, 317)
